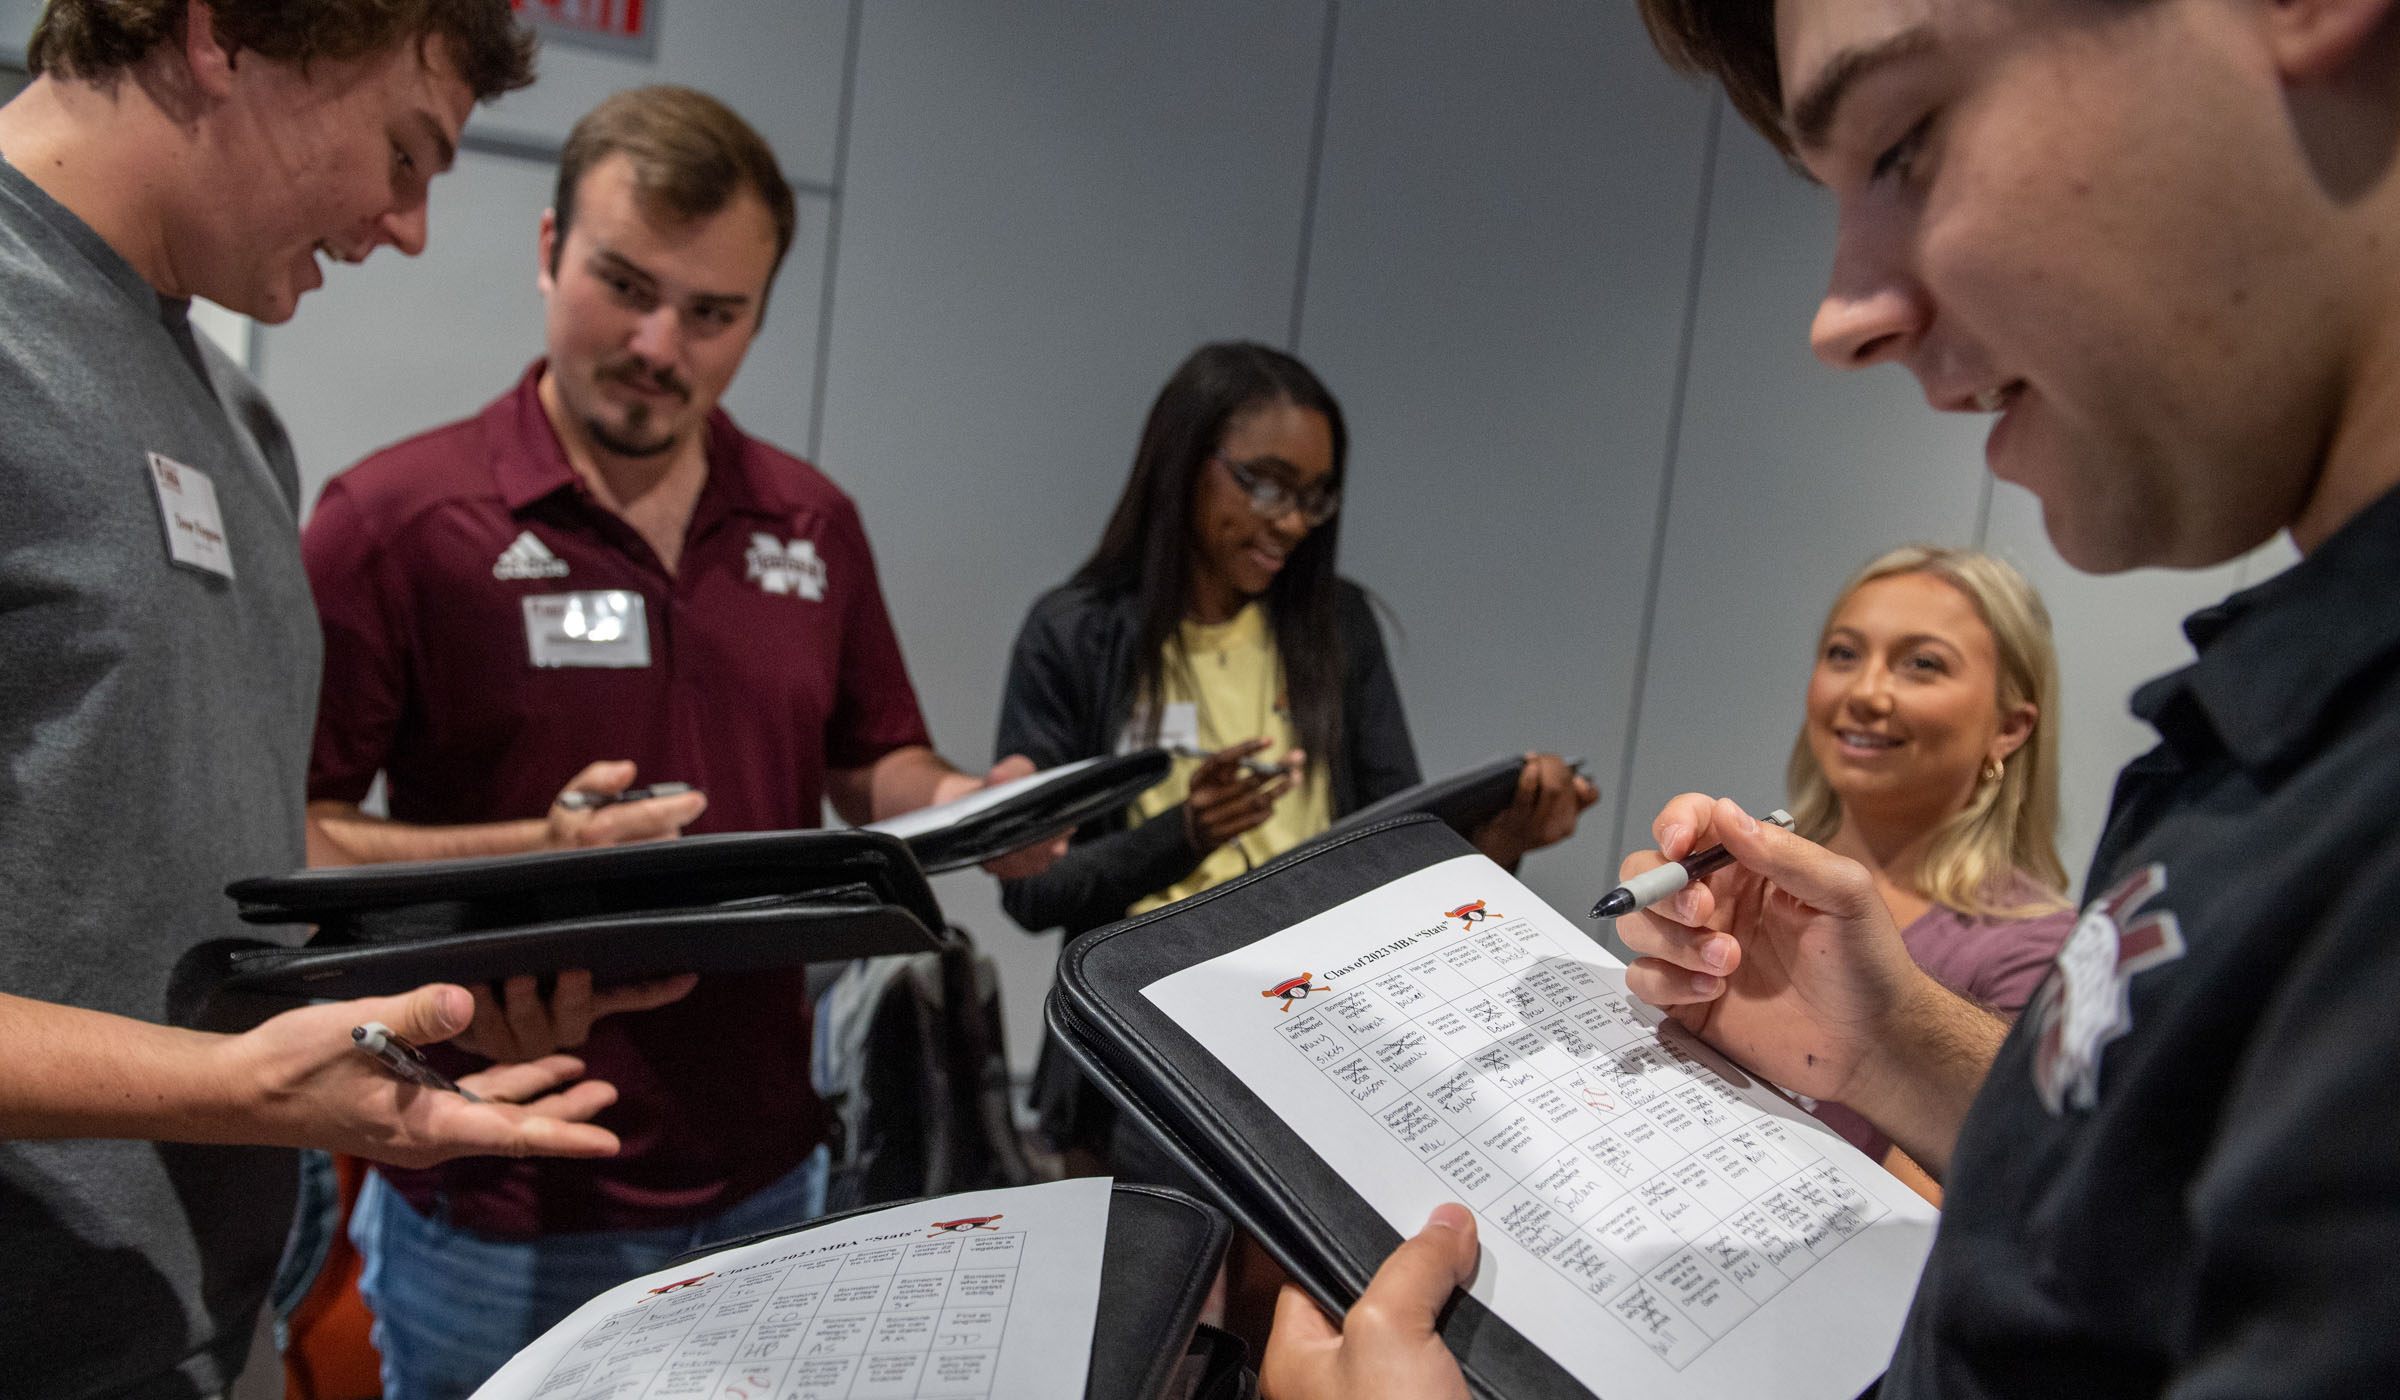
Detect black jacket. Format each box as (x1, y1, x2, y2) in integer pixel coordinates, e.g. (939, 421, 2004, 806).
(993, 577, 1422, 938)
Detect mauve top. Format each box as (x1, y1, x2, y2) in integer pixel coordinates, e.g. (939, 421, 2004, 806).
(1811, 869, 2077, 1162)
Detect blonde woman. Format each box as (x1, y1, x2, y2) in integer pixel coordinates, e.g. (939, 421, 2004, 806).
(1790, 546, 2075, 1188)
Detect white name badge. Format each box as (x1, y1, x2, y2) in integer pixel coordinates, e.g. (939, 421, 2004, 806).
(146, 452, 234, 578)
(1118, 700, 1200, 755)
(522, 591, 651, 668)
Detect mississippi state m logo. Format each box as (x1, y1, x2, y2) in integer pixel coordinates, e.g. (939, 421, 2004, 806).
(746, 533, 827, 599)
(2029, 862, 2184, 1114)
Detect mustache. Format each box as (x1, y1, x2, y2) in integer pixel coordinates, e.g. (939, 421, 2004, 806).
(597, 356, 691, 401)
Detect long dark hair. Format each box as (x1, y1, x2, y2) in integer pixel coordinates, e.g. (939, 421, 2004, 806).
(1073, 341, 1351, 771)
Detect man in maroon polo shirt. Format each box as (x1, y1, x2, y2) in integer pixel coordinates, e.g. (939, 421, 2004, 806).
(300, 86, 1052, 1400)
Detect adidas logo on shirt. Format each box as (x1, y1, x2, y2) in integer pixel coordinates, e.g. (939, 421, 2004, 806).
(492, 530, 571, 581)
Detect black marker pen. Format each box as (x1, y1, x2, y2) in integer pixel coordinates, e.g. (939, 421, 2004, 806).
(1589, 809, 1795, 920)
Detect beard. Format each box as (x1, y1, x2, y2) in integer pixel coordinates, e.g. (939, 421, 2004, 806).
(582, 357, 690, 458)
(584, 405, 678, 458)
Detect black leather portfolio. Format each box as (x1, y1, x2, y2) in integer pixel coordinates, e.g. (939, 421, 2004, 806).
(215, 828, 947, 1001)
(1047, 814, 1589, 1399)
(869, 748, 1173, 873)
(1285, 754, 1531, 863)
(670, 1183, 1232, 1400)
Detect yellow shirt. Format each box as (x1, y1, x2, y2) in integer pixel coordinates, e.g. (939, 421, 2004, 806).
(1127, 602, 1332, 913)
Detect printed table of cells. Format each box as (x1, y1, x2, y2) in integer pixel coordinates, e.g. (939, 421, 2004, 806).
(526, 1229, 1026, 1400)
(1277, 917, 1889, 1370)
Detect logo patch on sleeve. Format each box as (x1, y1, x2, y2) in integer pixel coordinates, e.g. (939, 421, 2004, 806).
(2029, 862, 2185, 1114)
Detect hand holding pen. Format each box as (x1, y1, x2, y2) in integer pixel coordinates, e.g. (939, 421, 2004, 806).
(1603, 795, 1955, 1122)
(1590, 807, 1795, 918)
(544, 759, 707, 849)
(1168, 743, 1290, 780)
(555, 781, 693, 812)
(175, 983, 624, 1168)
(353, 1021, 484, 1101)
(1182, 738, 1305, 853)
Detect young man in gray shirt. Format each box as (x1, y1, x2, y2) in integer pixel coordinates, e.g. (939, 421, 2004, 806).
(0, 4, 633, 1397)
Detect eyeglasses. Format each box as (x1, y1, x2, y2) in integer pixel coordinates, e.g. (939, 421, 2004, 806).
(1213, 454, 1341, 527)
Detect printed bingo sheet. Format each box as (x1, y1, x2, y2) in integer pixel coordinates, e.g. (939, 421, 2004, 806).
(1144, 856, 1936, 1400)
(467, 1178, 1110, 1400)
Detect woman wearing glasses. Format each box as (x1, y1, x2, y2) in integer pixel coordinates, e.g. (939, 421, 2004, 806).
(994, 341, 1592, 1166)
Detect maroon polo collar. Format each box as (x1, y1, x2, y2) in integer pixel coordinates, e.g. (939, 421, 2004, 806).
(483, 360, 793, 523)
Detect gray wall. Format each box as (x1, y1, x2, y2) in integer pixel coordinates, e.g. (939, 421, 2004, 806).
(2, 3, 2295, 1073)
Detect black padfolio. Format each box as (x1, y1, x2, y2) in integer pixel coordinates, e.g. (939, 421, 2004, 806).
(871, 748, 1173, 873)
(213, 828, 947, 1002)
(1286, 754, 1529, 860)
(669, 1183, 1232, 1400)
(1048, 814, 1592, 1400)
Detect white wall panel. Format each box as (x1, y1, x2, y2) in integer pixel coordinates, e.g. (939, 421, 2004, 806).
(475, 0, 849, 189)
(812, 2, 1330, 1064)
(0, 0, 33, 59)
(714, 200, 835, 467)
(261, 149, 554, 503)
(1621, 120, 1990, 865)
(1293, 0, 1713, 925)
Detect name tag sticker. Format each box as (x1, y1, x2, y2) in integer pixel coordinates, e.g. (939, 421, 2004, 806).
(1118, 700, 1200, 755)
(522, 591, 652, 668)
(146, 451, 234, 578)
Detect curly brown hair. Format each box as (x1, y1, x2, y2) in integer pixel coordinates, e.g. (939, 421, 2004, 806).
(28, 0, 536, 103)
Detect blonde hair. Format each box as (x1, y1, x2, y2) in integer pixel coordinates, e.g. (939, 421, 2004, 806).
(1786, 546, 2069, 918)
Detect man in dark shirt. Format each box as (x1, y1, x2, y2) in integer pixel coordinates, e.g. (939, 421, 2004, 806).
(1262, 0, 2400, 1395)
(301, 86, 1055, 1400)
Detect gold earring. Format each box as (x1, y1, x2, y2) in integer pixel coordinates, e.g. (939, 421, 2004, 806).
(1982, 757, 2006, 785)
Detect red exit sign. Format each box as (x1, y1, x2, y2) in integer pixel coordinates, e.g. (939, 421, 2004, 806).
(513, 0, 658, 58)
